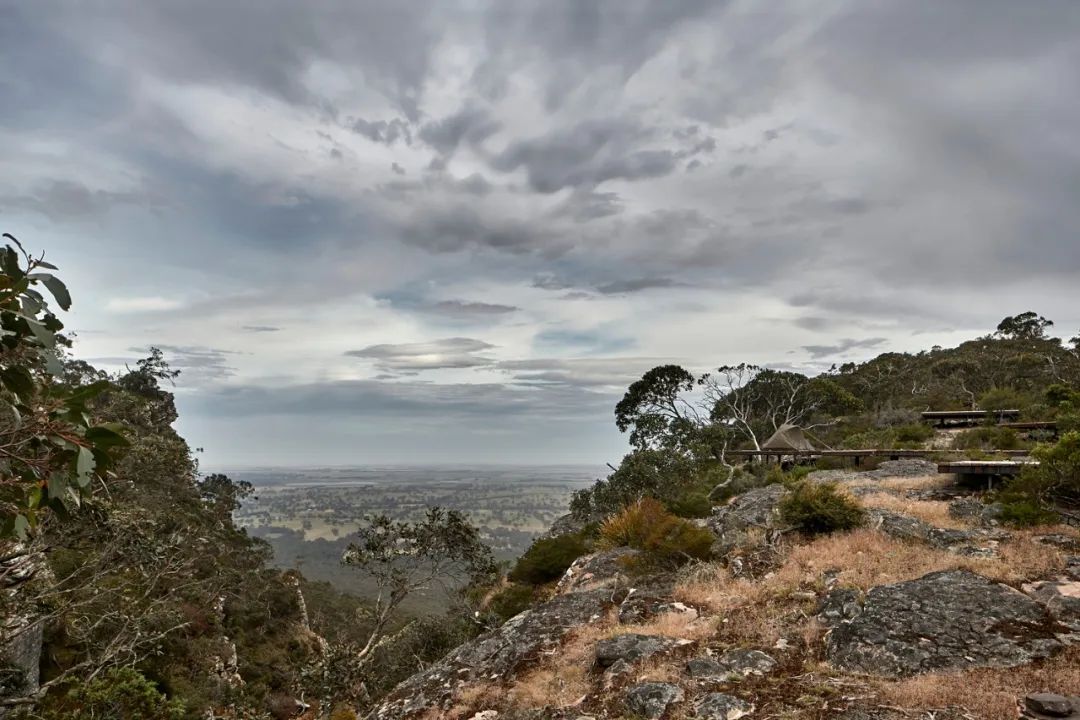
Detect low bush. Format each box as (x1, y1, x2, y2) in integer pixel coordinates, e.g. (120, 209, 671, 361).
(36, 667, 185, 720)
(779, 481, 866, 535)
(894, 423, 935, 444)
(1000, 432, 1080, 512)
(508, 532, 590, 585)
(485, 582, 538, 621)
(597, 498, 713, 570)
(955, 426, 1022, 451)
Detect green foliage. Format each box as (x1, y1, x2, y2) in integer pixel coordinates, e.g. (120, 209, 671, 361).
(37, 667, 185, 720)
(779, 481, 866, 535)
(0, 234, 127, 538)
(485, 582, 538, 621)
(996, 311, 1053, 340)
(995, 495, 1060, 527)
(571, 448, 708, 518)
(954, 425, 1022, 451)
(597, 498, 713, 570)
(508, 532, 590, 585)
(615, 364, 698, 451)
(1007, 432, 1080, 507)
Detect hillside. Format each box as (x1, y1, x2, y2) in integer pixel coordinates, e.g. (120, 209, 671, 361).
(3, 236, 1080, 719)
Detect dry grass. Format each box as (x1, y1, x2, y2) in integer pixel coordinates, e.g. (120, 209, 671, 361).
(875, 645, 1080, 719)
(857, 492, 969, 529)
(509, 665, 590, 709)
(875, 473, 955, 492)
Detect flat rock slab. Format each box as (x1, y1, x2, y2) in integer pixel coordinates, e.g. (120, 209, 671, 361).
(826, 569, 1064, 677)
(595, 633, 689, 668)
(624, 682, 683, 719)
(1024, 578, 1080, 633)
(366, 588, 613, 720)
(694, 692, 754, 719)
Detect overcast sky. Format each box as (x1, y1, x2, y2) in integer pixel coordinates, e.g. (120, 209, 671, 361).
(2, 1, 1078, 468)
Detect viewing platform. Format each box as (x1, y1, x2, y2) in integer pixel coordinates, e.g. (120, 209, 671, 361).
(937, 459, 1038, 488)
(921, 409, 1021, 427)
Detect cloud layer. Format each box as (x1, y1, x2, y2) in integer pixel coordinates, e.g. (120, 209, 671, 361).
(2, 1, 1078, 465)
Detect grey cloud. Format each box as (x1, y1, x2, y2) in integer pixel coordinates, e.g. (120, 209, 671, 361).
(391, 162, 406, 175)
(1, 179, 164, 220)
(241, 325, 281, 333)
(490, 118, 677, 193)
(595, 277, 684, 295)
(349, 117, 412, 145)
(418, 105, 500, 156)
(426, 300, 519, 316)
(345, 337, 496, 371)
(396, 204, 560, 255)
(121, 344, 238, 385)
(498, 357, 670, 390)
(554, 191, 624, 223)
(801, 337, 889, 359)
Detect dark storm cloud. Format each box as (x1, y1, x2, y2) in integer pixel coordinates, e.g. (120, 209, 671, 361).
(801, 337, 889, 360)
(345, 337, 496, 371)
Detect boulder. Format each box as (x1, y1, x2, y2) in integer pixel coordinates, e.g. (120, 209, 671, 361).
(714, 649, 776, 677)
(709, 484, 787, 551)
(1023, 692, 1080, 718)
(686, 656, 727, 679)
(867, 509, 1009, 555)
(947, 497, 1004, 526)
(693, 693, 754, 719)
(624, 682, 683, 719)
(366, 588, 613, 719)
(826, 570, 1065, 677)
(594, 634, 689, 668)
(555, 549, 638, 596)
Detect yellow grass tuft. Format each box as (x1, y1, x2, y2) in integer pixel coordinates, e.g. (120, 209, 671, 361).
(856, 492, 969, 529)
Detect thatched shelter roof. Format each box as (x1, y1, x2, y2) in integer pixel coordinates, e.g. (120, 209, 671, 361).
(761, 424, 815, 452)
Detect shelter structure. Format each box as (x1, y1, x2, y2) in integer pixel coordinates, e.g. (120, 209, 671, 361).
(760, 424, 814, 463)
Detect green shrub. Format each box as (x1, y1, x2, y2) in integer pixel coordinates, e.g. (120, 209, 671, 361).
(597, 498, 713, 570)
(486, 582, 537, 621)
(37, 667, 185, 720)
(779, 481, 866, 535)
(955, 426, 1022, 451)
(894, 423, 935, 444)
(1006, 431, 1080, 507)
(995, 497, 1060, 527)
(508, 532, 590, 585)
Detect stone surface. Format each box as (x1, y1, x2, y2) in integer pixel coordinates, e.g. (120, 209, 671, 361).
(1024, 692, 1078, 718)
(619, 589, 698, 624)
(867, 508, 1009, 555)
(555, 549, 639, 595)
(714, 649, 776, 677)
(366, 588, 613, 719)
(826, 569, 1065, 677)
(1024, 578, 1080, 632)
(708, 484, 787, 551)
(818, 588, 862, 627)
(624, 682, 683, 719)
(694, 692, 754, 719)
(686, 656, 726, 679)
(594, 633, 688, 668)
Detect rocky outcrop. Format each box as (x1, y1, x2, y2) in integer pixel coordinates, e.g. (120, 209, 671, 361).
(594, 634, 690, 668)
(867, 508, 1010, 556)
(1023, 692, 1080, 719)
(694, 693, 754, 719)
(367, 587, 613, 719)
(686, 649, 775, 682)
(708, 484, 786, 552)
(623, 682, 683, 719)
(618, 589, 696, 625)
(1024, 577, 1080, 633)
(826, 570, 1066, 676)
(555, 548, 638, 595)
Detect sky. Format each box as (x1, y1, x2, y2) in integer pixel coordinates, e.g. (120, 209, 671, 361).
(1, 1, 1079, 468)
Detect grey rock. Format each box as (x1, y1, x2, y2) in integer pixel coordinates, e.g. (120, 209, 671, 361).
(555, 549, 639, 595)
(693, 692, 754, 719)
(708, 484, 787, 552)
(818, 588, 862, 627)
(366, 588, 613, 720)
(624, 682, 683, 719)
(826, 569, 1064, 677)
(539, 513, 594, 541)
(1035, 535, 1080, 552)
(947, 497, 1004, 526)
(1023, 578, 1080, 632)
(1024, 692, 1078, 718)
(864, 459, 939, 479)
(619, 589, 697, 624)
(595, 633, 687, 668)
(868, 509, 1009, 555)
(686, 656, 726, 679)
(715, 649, 776, 677)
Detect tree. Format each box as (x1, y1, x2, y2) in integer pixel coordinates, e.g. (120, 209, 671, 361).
(995, 311, 1053, 340)
(614, 365, 699, 450)
(701, 365, 858, 450)
(342, 508, 496, 665)
(0, 234, 126, 538)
